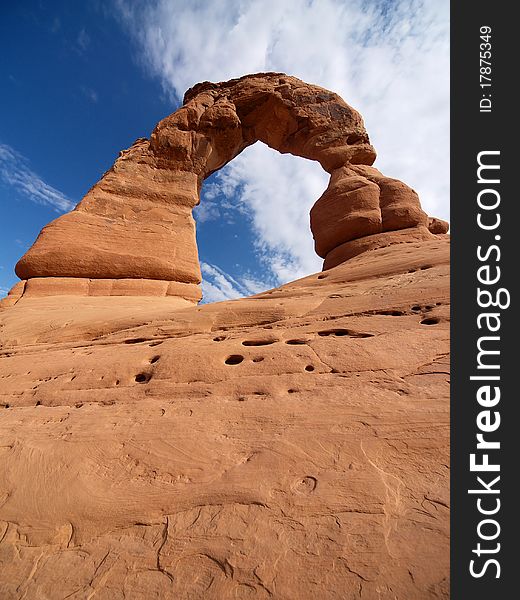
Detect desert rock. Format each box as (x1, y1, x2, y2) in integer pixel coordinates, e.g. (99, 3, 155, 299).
(14, 73, 439, 301)
(0, 73, 449, 599)
(0, 238, 449, 599)
(428, 217, 450, 234)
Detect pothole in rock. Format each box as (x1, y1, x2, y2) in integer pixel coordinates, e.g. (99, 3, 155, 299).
(225, 355, 244, 365)
(293, 475, 318, 495)
(421, 317, 441, 326)
(317, 329, 373, 338)
(242, 339, 277, 346)
(135, 373, 152, 383)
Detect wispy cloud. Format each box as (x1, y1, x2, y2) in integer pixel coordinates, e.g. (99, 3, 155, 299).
(193, 199, 221, 224)
(0, 143, 75, 212)
(77, 28, 90, 52)
(200, 262, 272, 303)
(115, 0, 449, 288)
(208, 147, 326, 283)
(80, 85, 99, 103)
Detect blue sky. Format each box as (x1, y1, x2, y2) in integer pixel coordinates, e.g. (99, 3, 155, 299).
(0, 0, 449, 302)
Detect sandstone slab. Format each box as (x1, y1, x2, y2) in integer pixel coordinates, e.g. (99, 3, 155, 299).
(0, 238, 450, 599)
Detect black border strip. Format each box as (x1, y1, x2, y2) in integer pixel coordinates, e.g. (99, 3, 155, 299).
(451, 2, 514, 597)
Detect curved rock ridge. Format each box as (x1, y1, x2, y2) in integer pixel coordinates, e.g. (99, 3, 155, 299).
(13, 73, 448, 302)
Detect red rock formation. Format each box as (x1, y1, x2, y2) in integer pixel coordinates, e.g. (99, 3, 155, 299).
(0, 74, 450, 598)
(14, 140, 203, 301)
(12, 73, 445, 304)
(0, 238, 450, 599)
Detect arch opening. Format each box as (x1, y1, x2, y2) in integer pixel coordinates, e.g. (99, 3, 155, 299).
(194, 142, 327, 303)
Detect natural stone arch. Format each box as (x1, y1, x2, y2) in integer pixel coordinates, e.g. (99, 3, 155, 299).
(162, 72, 376, 178)
(14, 73, 447, 303)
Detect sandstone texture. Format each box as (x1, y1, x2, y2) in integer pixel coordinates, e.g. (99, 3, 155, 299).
(0, 73, 449, 598)
(15, 147, 202, 289)
(0, 238, 449, 599)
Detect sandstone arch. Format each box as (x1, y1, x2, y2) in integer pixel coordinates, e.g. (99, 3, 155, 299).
(13, 73, 448, 303)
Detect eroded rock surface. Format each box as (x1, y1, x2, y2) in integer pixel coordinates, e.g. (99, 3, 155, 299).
(0, 238, 450, 599)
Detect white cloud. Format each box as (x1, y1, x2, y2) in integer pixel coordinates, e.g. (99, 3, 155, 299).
(193, 199, 221, 224)
(115, 0, 449, 287)
(200, 262, 271, 304)
(0, 143, 75, 213)
(211, 146, 326, 282)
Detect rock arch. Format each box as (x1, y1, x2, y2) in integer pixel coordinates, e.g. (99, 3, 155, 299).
(14, 73, 447, 303)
